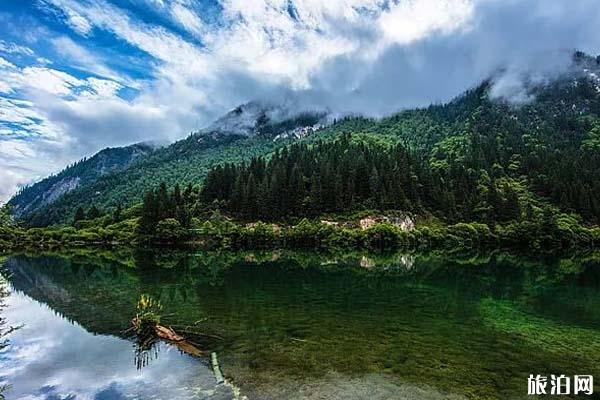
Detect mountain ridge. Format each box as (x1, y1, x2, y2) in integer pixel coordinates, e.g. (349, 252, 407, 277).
(9, 51, 600, 226)
(9, 142, 158, 219)
(9, 102, 331, 225)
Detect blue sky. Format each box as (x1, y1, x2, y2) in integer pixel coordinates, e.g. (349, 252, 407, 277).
(1, 0, 600, 202)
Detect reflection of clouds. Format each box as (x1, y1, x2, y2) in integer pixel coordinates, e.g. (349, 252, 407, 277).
(2, 291, 222, 400)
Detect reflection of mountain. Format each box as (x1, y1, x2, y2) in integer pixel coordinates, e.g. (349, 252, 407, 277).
(6, 256, 137, 336)
(4, 251, 600, 399)
(6, 250, 600, 336)
(2, 290, 229, 400)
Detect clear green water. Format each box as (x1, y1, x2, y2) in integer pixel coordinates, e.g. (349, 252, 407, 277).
(2, 250, 600, 399)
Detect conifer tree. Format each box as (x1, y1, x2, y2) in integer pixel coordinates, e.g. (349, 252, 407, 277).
(87, 205, 101, 220)
(74, 206, 86, 223)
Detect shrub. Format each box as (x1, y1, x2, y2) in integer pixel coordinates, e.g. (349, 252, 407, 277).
(364, 223, 401, 250)
(155, 218, 186, 242)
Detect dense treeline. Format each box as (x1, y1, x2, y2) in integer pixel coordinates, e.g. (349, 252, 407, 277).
(138, 183, 194, 237)
(200, 137, 431, 219)
(6, 54, 600, 258)
(20, 134, 278, 227)
(197, 134, 531, 224)
(313, 78, 600, 225)
(133, 78, 600, 233)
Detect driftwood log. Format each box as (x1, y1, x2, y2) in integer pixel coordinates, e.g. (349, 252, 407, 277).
(152, 324, 210, 358)
(130, 321, 246, 399)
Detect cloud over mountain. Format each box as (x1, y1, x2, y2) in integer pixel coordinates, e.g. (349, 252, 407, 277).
(1, 0, 600, 202)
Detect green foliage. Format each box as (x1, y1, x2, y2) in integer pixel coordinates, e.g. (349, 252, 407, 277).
(139, 183, 191, 239)
(132, 294, 163, 332)
(363, 223, 402, 250)
(200, 136, 430, 219)
(9, 143, 156, 223)
(286, 219, 335, 247)
(155, 218, 186, 242)
(5, 68, 600, 254)
(582, 119, 600, 151)
(0, 205, 13, 227)
(74, 207, 85, 223)
(86, 205, 101, 220)
(21, 135, 279, 226)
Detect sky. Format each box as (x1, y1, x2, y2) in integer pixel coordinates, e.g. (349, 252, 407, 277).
(1, 0, 600, 203)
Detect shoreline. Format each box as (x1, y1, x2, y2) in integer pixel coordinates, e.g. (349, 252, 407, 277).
(2, 217, 599, 256)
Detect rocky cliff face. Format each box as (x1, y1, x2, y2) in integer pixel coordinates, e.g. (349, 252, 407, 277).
(9, 142, 157, 219)
(199, 100, 329, 138)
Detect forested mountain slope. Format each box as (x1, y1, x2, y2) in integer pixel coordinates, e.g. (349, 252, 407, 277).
(147, 75, 600, 228)
(8, 142, 157, 219)
(12, 53, 600, 227)
(16, 106, 327, 226)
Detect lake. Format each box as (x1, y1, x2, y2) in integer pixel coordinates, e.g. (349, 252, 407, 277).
(1, 250, 600, 399)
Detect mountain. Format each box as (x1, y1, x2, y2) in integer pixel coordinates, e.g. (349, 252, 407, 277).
(194, 73, 600, 224)
(201, 100, 329, 137)
(10, 52, 600, 227)
(9, 142, 158, 219)
(11, 102, 329, 226)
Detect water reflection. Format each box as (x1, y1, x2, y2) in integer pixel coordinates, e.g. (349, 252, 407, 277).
(133, 334, 160, 371)
(2, 249, 600, 399)
(0, 270, 19, 399)
(0, 290, 231, 400)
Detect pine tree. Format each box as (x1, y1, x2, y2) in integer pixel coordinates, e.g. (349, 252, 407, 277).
(74, 206, 86, 223)
(172, 184, 182, 206)
(502, 185, 521, 221)
(112, 204, 122, 223)
(139, 190, 158, 235)
(87, 205, 101, 220)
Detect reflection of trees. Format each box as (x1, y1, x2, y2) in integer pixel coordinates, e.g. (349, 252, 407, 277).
(3, 249, 600, 400)
(133, 335, 161, 370)
(5, 249, 600, 341)
(1, 266, 21, 400)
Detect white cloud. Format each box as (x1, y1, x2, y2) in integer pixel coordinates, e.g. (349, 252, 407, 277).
(0, 166, 33, 203)
(1, 0, 600, 203)
(170, 2, 206, 37)
(48, 0, 208, 67)
(65, 9, 93, 36)
(36, 57, 53, 65)
(0, 40, 35, 56)
(0, 136, 67, 203)
(0, 63, 129, 202)
(378, 0, 474, 45)
(22, 67, 84, 96)
(0, 56, 16, 69)
(50, 36, 133, 85)
(84, 77, 123, 97)
(39, 1, 93, 36)
(0, 82, 11, 94)
(0, 96, 63, 140)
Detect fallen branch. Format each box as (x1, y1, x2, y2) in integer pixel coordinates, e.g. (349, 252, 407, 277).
(211, 352, 225, 384)
(153, 324, 209, 358)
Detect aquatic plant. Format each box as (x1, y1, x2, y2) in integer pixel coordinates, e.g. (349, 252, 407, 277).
(132, 294, 163, 333)
(130, 294, 164, 369)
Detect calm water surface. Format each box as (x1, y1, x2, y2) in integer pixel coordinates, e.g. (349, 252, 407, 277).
(1, 250, 600, 400)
